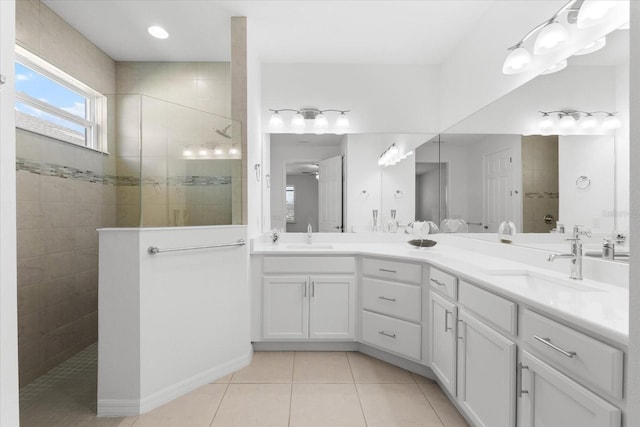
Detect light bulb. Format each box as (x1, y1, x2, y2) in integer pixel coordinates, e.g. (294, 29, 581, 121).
(534, 21, 568, 54)
(574, 37, 606, 56)
(580, 114, 598, 130)
(538, 114, 555, 130)
(229, 146, 239, 155)
(291, 112, 305, 133)
(559, 114, 577, 131)
(502, 46, 532, 75)
(183, 149, 193, 157)
(198, 148, 208, 156)
(147, 26, 169, 39)
(577, 1, 615, 29)
(269, 112, 284, 130)
(335, 112, 350, 131)
(313, 113, 328, 134)
(213, 147, 223, 155)
(602, 114, 622, 130)
(541, 60, 567, 75)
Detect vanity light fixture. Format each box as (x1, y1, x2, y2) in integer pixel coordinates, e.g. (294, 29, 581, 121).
(540, 59, 568, 75)
(536, 110, 622, 133)
(502, 1, 625, 76)
(229, 145, 239, 155)
(268, 108, 350, 134)
(147, 25, 169, 39)
(213, 146, 224, 156)
(378, 144, 413, 167)
(198, 147, 208, 156)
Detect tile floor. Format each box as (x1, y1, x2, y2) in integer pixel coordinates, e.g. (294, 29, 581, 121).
(20, 346, 469, 427)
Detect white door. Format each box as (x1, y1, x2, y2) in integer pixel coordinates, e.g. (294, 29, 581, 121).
(457, 309, 516, 427)
(484, 148, 514, 232)
(309, 276, 355, 339)
(318, 155, 343, 232)
(519, 351, 620, 427)
(429, 291, 457, 396)
(263, 276, 309, 339)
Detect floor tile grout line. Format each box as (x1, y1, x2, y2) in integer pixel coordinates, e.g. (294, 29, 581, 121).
(416, 382, 449, 427)
(208, 381, 231, 427)
(346, 352, 369, 427)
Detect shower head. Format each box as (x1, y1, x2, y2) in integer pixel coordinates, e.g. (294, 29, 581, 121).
(214, 124, 232, 139)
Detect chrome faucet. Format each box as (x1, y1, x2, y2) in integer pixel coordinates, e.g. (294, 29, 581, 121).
(547, 225, 591, 280)
(307, 223, 313, 244)
(602, 234, 626, 260)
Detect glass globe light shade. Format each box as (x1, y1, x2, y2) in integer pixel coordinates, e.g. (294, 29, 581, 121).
(538, 114, 555, 130)
(541, 60, 567, 75)
(198, 147, 208, 156)
(602, 115, 622, 130)
(534, 21, 569, 54)
(559, 114, 577, 131)
(335, 112, 350, 130)
(269, 112, 284, 130)
(229, 146, 239, 155)
(502, 46, 532, 74)
(577, 1, 615, 29)
(291, 113, 305, 133)
(574, 37, 607, 56)
(213, 147, 223, 155)
(580, 114, 598, 130)
(313, 113, 329, 134)
(183, 148, 193, 157)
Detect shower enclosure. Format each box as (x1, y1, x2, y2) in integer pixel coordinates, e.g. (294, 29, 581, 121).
(114, 94, 243, 227)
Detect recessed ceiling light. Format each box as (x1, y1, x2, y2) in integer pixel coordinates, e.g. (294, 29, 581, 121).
(148, 25, 169, 40)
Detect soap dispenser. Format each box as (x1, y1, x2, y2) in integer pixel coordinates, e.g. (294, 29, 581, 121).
(498, 221, 517, 243)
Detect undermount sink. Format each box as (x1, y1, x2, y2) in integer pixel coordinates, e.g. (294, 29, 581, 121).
(285, 243, 334, 250)
(484, 270, 605, 293)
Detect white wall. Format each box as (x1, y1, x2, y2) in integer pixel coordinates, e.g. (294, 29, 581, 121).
(262, 64, 439, 133)
(286, 174, 318, 232)
(247, 18, 264, 238)
(270, 141, 342, 230)
(439, 1, 629, 131)
(0, 1, 19, 424)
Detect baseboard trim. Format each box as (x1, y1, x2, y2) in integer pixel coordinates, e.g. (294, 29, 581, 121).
(98, 347, 253, 417)
(252, 341, 359, 352)
(357, 343, 435, 379)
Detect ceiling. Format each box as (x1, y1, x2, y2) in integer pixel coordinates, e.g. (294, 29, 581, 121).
(42, 0, 495, 63)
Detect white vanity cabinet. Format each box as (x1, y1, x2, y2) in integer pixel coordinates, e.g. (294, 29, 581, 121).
(262, 257, 356, 341)
(457, 308, 516, 427)
(429, 290, 458, 396)
(361, 257, 423, 360)
(518, 351, 621, 427)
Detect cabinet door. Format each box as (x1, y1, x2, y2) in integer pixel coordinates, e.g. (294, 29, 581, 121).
(457, 309, 516, 427)
(309, 276, 355, 340)
(519, 351, 621, 427)
(429, 291, 457, 396)
(263, 276, 308, 339)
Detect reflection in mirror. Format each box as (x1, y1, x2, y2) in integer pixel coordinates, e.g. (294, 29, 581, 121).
(415, 136, 447, 225)
(270, 134, 346, 233)
(436, 26, 628, 248)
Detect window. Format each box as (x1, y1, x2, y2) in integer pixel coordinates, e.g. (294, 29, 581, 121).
(285, 185, 295, 223)
(14, 46, 106, 151)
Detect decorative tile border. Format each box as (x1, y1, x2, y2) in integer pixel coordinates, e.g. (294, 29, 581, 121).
(16, 158, 232, 187)
(524, 192, 559, 199)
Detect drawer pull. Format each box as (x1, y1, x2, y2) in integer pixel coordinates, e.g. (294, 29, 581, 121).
(430, 278, 446, 287)
(378, 330, 397, 339)
(534, 335, 577, 358)
(378, 296, 397, 302)
(518, 363, 529, 398)
(379, 268, 397, 273)
(444, 310, 452, 332)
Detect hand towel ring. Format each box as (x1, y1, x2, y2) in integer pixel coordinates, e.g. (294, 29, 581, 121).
(576, 175, 591, 190)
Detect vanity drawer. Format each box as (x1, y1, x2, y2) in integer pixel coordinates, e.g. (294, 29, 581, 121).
(263, 257, 355, 274)
(362, 277, 421, 323)
(429, 267, 457, 300)
(362, 257, 422, 284)
(361, 310, 421, 360)
(522, 310, 624, 399)
(458, 281, 517, 336)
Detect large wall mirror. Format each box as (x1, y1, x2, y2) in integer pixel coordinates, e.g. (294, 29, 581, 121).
(422, 27, 629, 246)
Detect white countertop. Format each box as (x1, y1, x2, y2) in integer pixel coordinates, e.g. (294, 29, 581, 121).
(252, 239, 628, 347)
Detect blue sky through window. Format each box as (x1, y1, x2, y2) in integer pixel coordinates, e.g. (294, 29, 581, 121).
(15, 62, 87, 119)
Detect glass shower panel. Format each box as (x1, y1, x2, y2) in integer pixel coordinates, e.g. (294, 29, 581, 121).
(140, 95, 241, 227)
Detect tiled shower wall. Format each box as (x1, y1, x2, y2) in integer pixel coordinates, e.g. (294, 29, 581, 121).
(16, 0, 116, 386)
(115, 62, 240, 227)
(522, 135, 559, 233)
